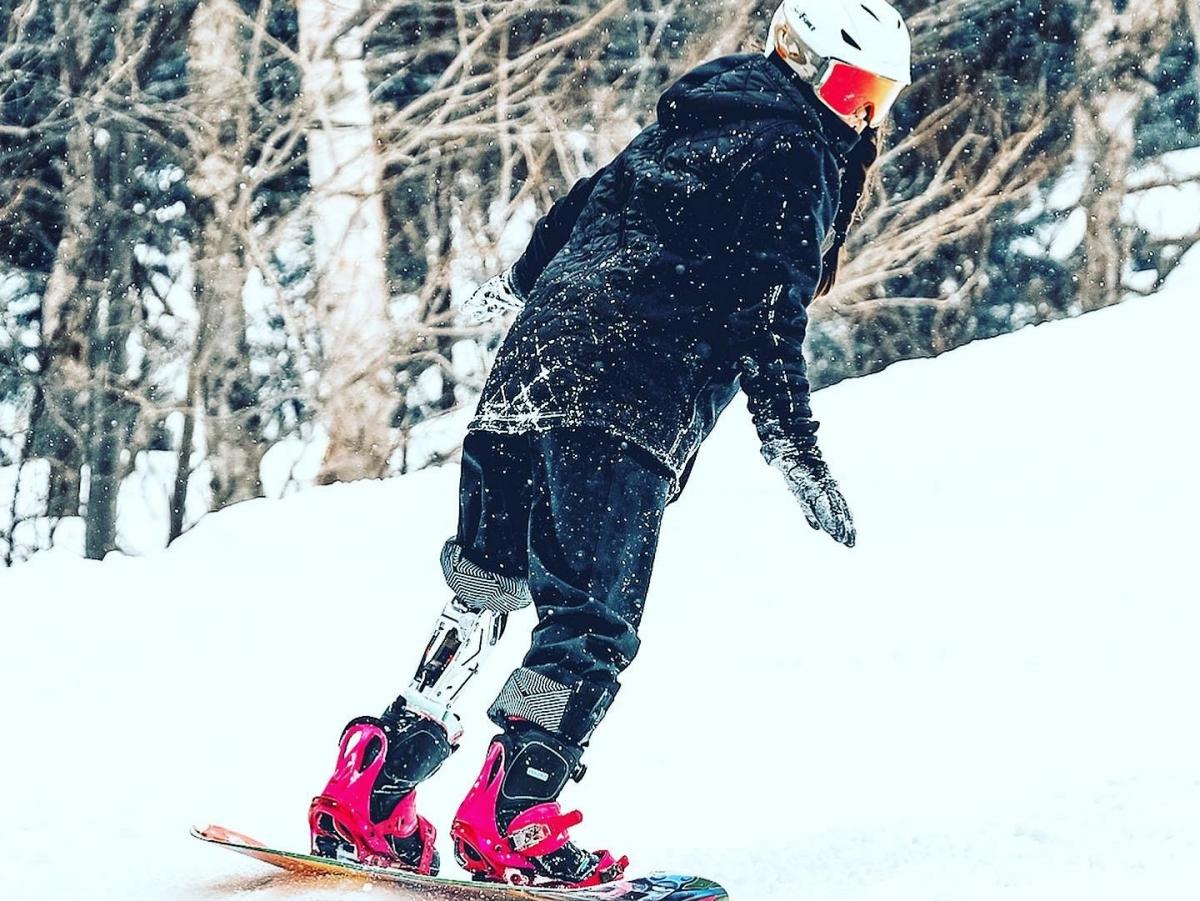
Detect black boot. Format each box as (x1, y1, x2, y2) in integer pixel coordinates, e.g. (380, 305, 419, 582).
(452, 721, 627, 886)
(310, 701, 453, 874)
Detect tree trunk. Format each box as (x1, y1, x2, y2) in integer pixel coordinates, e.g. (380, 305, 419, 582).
(296, 0, 395, 484)
(83, 132, 141, 561)
(32, 384, 83, 520)
(34, 110, 94, 520)
(84, 286, 134, 561)
(188, 0, 265, 511)
(169, 402, 196, 544)
(1075, 0, 1180, 312)
(1076, 91, 1141, 312)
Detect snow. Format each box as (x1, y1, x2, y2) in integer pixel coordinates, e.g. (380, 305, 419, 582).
(2, 268, 1199, 900)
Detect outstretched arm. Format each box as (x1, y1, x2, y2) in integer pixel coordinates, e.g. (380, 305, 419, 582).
(731, 131, 856, 547)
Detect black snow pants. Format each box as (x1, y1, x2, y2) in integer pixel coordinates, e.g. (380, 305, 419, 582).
(451, 429, 672, 748)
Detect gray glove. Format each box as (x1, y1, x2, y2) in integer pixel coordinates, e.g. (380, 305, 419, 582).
(764, 441, 856, 548)
(462, 267, 526, 324)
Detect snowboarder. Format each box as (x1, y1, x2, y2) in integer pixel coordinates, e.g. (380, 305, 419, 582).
(309, 0, 912, 888)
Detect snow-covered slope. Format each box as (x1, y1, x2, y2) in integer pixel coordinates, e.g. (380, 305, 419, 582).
(2, 267, 1198, 901)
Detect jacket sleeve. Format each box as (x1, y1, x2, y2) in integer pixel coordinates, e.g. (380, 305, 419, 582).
(510, 164, 611, 296)
(728, 132, 838, 463)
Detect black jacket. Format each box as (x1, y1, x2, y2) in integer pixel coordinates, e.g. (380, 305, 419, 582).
(469, 52, 863, 495)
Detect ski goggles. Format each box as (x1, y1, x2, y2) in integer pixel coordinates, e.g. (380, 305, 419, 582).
(774, 25, 903, 128)
(814, 58, 904, 129)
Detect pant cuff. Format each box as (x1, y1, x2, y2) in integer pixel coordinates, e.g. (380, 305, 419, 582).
(488, 667, 616, 747)
(441, 539, 532, 613)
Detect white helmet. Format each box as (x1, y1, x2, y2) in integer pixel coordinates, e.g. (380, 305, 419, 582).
(765, 0, 912, 128)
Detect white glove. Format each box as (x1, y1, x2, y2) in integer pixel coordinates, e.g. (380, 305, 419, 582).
(765, 441, 856, 548)
(461, 268, 526, 324)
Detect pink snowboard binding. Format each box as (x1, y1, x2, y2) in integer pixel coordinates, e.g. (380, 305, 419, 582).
(309, 718, 439, 874)
(451, 737, 628, 887)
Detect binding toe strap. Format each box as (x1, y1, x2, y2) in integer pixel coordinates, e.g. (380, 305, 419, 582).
(507, 803, 583, 856)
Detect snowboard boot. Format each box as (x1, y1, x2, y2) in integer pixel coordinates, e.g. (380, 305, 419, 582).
(309, 700, 453, 874)
(450, 722, 628, 887)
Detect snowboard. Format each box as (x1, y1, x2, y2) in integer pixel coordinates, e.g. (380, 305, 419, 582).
(191, 824, 728, 901)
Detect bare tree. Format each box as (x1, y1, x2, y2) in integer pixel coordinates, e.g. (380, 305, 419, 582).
(35, 100, 92, 522)
(5, 1, 197, 558)
(296, 0, 395, 484)
(174, 0, 270, 537)
(36, 3, 148, 558)
(1074, 0, 1183, 312)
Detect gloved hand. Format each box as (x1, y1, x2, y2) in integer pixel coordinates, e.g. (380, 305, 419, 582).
(764, 441, 856, 548)
(461, 268, 526, 324)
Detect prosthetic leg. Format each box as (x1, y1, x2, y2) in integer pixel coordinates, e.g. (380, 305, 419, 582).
(309, 541, 532, 873)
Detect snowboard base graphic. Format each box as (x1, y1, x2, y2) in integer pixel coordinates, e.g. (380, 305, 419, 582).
(191, 824, 729, 900)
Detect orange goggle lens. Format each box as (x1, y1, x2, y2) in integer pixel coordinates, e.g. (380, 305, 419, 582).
(816, 60, 903, 128)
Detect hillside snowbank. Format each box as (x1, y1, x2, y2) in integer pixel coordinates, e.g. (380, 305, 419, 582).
(2, 263, 1198, 900)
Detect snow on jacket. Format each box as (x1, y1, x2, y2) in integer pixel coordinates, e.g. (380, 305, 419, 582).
(469, 52, 863, 495)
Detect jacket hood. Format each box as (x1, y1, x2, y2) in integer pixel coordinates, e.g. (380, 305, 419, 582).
(656, 53, 861, 159)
